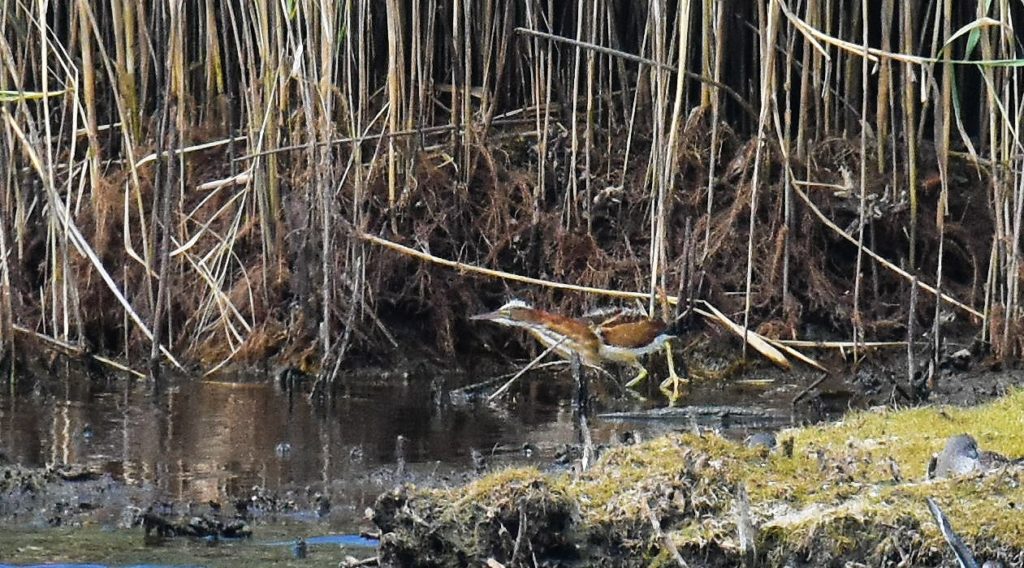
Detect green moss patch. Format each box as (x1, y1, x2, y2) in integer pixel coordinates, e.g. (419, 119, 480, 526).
(373, 391, 1024, 566)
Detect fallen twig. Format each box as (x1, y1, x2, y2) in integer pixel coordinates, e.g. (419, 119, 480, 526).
(13, 324, 145, 378)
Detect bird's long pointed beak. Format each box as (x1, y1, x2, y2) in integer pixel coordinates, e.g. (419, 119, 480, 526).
(470, 310, 501, 321)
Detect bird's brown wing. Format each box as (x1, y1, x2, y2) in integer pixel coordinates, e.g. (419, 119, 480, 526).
(598, 319, 669, 349)
(534, 311, 599, 345)
(581, 307, 654, 327)
(520, 309, 602, 361)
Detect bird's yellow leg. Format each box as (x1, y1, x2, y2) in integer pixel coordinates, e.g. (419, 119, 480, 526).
(658, 343, 689, 404)
(624, 362, 649, 388)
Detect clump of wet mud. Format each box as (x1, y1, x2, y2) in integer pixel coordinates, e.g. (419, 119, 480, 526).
(137, 504, 252, 540)
(374, 471, 579, 566)
(0, 464, 131, 527)
(0, 460, 330, 538)
(370, 390, 1024, 567)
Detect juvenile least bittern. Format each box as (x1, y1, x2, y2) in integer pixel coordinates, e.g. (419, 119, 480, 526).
(471, 300, 688, 400)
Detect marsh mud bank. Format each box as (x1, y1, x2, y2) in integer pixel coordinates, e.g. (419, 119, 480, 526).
(371, 386, 1024, 567)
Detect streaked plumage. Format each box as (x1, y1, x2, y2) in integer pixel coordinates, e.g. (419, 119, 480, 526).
(471, 300, 688, 400)
(471, 299, 603, 364)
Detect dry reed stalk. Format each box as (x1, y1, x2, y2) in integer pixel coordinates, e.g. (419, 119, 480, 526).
(795, 0, 815, 159)
(901, 0, 919, 270)
(0, 209, 11, 354)
(852, 0, 870, 358)
(742, 0, 780, 358)
(702, 0, 725, 264)
(4, 112, 183, 370)
(385, 0, 404, 211)
(932, 0, 953, 366)
(568, 2, 584, 229)
(875, 0, 894, 174)
(778, 0, 796, 320)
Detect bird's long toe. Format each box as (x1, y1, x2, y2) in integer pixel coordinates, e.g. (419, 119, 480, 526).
(625, 366, 648, 388)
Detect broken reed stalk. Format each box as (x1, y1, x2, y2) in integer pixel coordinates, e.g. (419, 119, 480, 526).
(12, 324, 144, 378)
(694, 302, 793, 370)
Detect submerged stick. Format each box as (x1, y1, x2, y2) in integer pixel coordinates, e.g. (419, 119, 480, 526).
(792, 373, 829, 406)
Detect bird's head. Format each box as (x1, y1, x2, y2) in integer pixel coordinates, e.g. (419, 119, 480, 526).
(470, 299, 533, 327)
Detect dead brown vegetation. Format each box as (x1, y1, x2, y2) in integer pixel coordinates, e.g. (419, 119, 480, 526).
(0, 1, 1020, 380)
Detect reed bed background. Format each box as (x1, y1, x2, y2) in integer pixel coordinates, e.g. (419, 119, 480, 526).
(0, 1, 1021, 379)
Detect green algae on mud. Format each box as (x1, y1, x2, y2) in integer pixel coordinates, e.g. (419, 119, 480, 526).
(0, 525, 368, 567)
(372, 390, 1024, 566)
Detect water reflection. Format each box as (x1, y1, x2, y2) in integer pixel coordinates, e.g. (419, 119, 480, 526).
(0, 364, 806, 523)
(0, 368, 589, 510)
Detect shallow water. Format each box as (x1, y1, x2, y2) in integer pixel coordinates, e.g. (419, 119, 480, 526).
(0, 360, 838, 563)
(0, 363, 829, 507)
